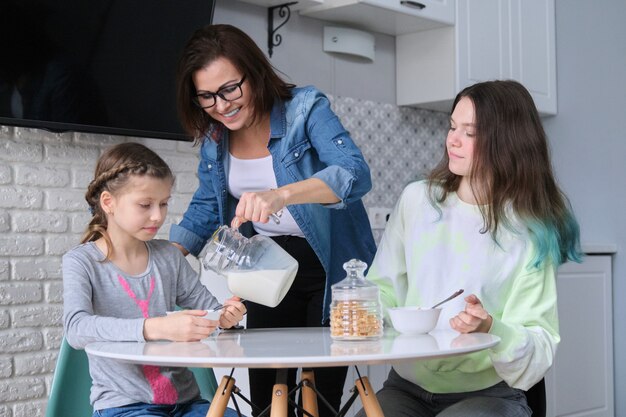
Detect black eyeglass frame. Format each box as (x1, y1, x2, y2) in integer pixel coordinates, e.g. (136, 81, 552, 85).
(193, 75, 247, 109)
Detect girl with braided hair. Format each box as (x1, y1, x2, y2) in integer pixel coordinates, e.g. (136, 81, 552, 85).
(62, 142, 246, 417)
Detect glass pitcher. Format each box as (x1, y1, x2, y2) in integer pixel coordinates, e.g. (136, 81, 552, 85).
(201, 225, 298, 308)
(330, 259, 383, 340)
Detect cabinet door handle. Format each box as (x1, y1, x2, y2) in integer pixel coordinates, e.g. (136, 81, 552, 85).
(400, 1, 426, 10)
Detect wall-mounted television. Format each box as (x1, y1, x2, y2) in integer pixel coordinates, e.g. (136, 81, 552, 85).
(0, 0, 216, 141)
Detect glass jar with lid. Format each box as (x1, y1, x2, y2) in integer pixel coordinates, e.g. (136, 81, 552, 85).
(201, 225, 298, 308)
(330, 259, 383, 340)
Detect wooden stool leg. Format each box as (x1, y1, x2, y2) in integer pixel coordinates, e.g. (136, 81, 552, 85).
(354, 376, 384, 417)
(207, 375, 236, 417)
(269, 382, 289, 417)
(301, 370, 319, 417)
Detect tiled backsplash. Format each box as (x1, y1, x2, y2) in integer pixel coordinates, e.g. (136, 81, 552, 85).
(0, 97, 447, 416)
(331, 95, 449, 239)
(334, 95, 448, 206)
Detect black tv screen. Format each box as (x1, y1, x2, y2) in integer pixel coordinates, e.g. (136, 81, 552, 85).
(0, 0, 216, 141)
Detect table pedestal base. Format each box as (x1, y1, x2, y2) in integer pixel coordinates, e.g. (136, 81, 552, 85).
(270, 381, 289, 417)
(300, 370, 319, 417)
(270, 374, 384, 417)
(206, 372, 384, 417)
(207, 375, 237, 417)
(353, 377, 384, 417)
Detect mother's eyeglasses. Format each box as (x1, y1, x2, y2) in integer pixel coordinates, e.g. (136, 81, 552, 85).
(193, 76, 246, 109)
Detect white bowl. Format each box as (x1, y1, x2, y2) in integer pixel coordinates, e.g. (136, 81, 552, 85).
(387, 307, 441, 334)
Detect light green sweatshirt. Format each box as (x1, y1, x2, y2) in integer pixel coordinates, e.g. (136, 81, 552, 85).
(367, 181, 559, 393)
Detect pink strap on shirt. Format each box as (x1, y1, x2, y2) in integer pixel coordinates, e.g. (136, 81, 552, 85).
(118, 274, 179, 404)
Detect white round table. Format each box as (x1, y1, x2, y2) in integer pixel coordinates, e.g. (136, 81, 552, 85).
(86, 327, 499, 417)
(86, 327, 499, 368)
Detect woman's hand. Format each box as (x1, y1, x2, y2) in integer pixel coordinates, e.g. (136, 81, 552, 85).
(231, 179, 340, 227)
(219, 297, 247, 329)
(449, 294, 493, 334)
(144, 310, 219, 342)
(233, 189, 286, 225)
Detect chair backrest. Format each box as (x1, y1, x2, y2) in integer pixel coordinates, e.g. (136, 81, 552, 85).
(525, 378, 546, 417)
(45, 338, 93, 417)
(190, 366, 219, 402)
(45, 338, 219, 417)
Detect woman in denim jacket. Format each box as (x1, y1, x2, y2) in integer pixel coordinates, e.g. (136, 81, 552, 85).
(169, 24, 376, 417)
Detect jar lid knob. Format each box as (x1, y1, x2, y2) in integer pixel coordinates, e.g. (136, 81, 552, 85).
(343, 258, 367, 277)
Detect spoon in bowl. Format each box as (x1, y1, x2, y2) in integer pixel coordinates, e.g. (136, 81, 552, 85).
(430, 289, 464, 309)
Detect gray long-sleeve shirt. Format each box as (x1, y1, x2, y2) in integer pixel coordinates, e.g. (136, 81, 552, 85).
(62, 239, 220, 410)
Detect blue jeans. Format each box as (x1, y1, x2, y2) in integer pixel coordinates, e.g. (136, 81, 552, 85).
(355, 368, 531, 417)
(94, 400, 241, 417)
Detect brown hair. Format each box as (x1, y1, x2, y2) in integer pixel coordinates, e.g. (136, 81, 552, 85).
(176, 24, 294, 143)
(82, 142, 174, 260)
(427, 80, 581, 267)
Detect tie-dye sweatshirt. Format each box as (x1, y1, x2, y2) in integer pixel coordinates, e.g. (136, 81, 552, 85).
(367, 181, 559, 393)
(63, 239, 221, 410)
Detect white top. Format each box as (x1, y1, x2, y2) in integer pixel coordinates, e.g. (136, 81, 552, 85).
(85, 327, 499, 369)
(228, 154, 304, 237)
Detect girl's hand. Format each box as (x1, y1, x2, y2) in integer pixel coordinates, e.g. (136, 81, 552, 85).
(219, 297, 247, 329)
(449, 294, 493, 334)
(144, 310, 219, 342)
(233, 189, 286, 225)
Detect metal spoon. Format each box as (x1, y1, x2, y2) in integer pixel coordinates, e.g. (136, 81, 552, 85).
(430, 289, 464, 309)
(231, 211, 282, 228)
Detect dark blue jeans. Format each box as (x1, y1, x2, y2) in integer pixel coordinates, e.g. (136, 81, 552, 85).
(355, 368, 531, 417)
(94, 400, 241, 417)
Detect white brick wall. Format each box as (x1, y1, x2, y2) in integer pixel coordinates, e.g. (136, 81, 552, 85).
(0, 126, 200, 417)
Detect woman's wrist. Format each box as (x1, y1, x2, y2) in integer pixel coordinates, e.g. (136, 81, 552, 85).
(273, 179, 337, 206)
(273, 186, 291, 207)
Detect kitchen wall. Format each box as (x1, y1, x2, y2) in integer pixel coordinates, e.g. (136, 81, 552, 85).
(543, 1, 625, 415)
(213, 0, 397, 104)
(332, 95, 448, 237)
(0, 2, 448, 411)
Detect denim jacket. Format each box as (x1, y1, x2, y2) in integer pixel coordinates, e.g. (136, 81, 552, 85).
(170, 86, 376, 320)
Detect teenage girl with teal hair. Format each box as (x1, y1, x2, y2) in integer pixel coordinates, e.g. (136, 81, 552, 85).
(359, 80, 582, 417)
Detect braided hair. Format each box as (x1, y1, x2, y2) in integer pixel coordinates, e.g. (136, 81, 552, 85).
(82, 142, 174, 260)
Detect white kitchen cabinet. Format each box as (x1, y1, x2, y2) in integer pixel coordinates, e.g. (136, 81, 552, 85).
(299, 0, 455, 36)
(545, 254, 615, 417)
(396, 0, 557, 115)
